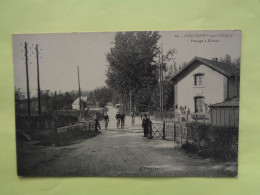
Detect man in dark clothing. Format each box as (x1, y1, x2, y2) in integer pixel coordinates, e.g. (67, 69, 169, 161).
(142, 114, 150, 137)
(120, 113, 125, 129)
(104, 113, 109, 129)
(115, 112, 121, 128)
(93, 113, 101, 131)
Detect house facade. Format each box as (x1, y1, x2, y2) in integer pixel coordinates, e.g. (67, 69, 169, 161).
(172, 57, 240, 113)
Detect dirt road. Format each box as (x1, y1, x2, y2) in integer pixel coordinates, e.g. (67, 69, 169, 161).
(18, 106, 237, 177)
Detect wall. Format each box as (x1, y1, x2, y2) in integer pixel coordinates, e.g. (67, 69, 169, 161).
(211, 107, 239, 127)
(174, 62, 227, 113)
(228, 76, 240, 99)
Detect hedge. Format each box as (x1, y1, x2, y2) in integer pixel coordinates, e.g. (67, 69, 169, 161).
(183, 122, 238, 161)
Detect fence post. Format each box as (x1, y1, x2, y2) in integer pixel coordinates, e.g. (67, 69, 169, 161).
(196, 114, 198, 122)
(203, 115, 205, 124)
(173, 123, 176, 141)
(187, 113, 188, 123)
(186, 124, 188, 142)
(180, 123, 182, 144)
(163, 121, 165, 140)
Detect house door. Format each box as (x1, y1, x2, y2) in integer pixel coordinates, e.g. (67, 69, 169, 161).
(195, 97, 204, 113)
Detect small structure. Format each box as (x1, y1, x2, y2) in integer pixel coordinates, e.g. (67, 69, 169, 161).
(115, 104, 121, 109)
(72, 96, 88, 110)
(107, 102, 113, 106)
(210, 98, 239, 127)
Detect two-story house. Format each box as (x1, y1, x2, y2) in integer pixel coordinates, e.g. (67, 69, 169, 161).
(171, 57, 240, 113)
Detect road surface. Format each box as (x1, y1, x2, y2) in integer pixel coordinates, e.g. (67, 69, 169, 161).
(17, 106, 237, 177)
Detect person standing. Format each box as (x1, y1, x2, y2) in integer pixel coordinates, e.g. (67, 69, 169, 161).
(131, 112, 135, 127)
(142, 114, 150, 137)
(93, 112, 101, 131)
(104, 113, 109, 130)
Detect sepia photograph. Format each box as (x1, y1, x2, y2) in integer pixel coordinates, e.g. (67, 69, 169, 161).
(13, 30, 241, 177)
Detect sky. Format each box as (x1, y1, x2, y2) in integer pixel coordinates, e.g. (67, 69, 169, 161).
(13, 30, 241, 96)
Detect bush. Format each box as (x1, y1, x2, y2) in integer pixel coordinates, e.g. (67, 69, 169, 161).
(184, 122, 238, 161)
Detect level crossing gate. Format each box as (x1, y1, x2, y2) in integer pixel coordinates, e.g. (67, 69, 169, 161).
(149, 121, 188, 143)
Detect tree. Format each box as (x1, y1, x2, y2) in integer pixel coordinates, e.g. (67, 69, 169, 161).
(106, 31, 161, 112)
(15, 88, 25, 113)
(93, 86, 113, 106)
(164, 48, 178, 77)
(15, 88, 25, 100)
(219, 54, 232, 64)
(156, 48, 177, 111)
(219, 54, 240, 68)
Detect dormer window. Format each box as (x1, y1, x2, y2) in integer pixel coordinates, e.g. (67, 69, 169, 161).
(194, 73, 204, 86)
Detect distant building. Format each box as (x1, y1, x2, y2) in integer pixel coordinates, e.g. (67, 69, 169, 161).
(72, 96, 88, 110)
(115, 104, 121, 109)
(72, 96, 96, 110)
(171, 57, 240, 113)
(107, 102, 113, 106)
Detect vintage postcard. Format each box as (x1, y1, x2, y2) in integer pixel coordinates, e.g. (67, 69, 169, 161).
(13, 30, 241, 177)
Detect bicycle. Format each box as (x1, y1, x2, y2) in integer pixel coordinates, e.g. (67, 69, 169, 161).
(105, 119, 109, 130)
(131, 117, 135, 127)
(121, 120, 125, 130)
(116, 119, 120, 128)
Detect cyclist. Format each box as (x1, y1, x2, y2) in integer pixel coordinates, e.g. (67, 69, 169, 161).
(120, 112, 125, 130)
(131, 112, 135, 127)
(104, 113, 109, 130)
(115, 112, 121, 128)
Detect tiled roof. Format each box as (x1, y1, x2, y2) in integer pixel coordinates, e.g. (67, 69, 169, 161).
(210, 98, 239, 107)
(172, 56, 240, 80)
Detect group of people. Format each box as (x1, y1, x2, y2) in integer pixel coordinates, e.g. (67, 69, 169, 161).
(115, 112, 126, 129)
(93, 111, 151, 138)
(93, 111, 126, 131)
(93, 112, 109, 131)
(115, 111, 151, 138)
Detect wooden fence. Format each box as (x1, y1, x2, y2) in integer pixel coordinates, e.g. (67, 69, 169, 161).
(153, 111, 211, 124)
(176, 113, 211, 124)
(149, 121, 188, 144)
(55, 121, 96, 146)
(171, 122, 188, 144)
(16, 115, 97, 146)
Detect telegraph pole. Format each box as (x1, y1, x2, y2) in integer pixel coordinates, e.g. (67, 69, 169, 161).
(161, 45, 164, 112)
(36, 44, 41, 116)
(77, 66, 82, 112)
(24, 42, 31, 117)
(159, 44, 164, 112)
(159, 54, 162, 112)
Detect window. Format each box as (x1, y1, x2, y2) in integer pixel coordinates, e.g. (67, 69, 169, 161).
(195, 97, 204, 113)
(194, 74, 204, 86)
